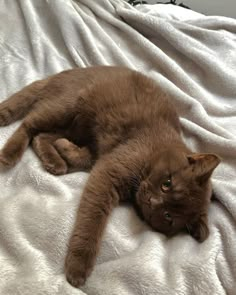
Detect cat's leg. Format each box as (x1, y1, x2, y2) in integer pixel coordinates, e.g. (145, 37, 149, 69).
(0, 122, 32, 167)
(64, 149, 140, 287)
(32, 135, 93, 175)
(32, 133, 68, 175)
(0, 80, 47, 126)
(65, 160, 119, 287)
(0, 120, 57, 168)
(0, 96, 78, 168)
(54, 138, 93, 172)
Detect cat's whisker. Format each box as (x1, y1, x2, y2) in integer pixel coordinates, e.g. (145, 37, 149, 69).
(186, 224, 191, 235)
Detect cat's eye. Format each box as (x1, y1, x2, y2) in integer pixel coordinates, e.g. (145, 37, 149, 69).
(161, 178, 172, 193)
(164, 211, 172, 222)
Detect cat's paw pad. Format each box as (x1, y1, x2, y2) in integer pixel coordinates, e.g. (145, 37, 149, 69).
(54, 138, 71, 153)
(44, 160, 67, 175)
(65, 250, 91, 288)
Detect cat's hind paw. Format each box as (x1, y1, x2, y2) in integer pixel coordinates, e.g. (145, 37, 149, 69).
(0, 151, 15, 168)
(43, 160, 68, 175)
(0, 106, 13, 126)
(54, 138, 71, 154)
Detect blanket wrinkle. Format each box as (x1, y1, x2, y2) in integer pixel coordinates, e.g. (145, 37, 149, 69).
(0, 0, 236, 294)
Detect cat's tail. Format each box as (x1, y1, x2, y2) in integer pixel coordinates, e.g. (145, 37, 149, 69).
(0, 79, 47, 126)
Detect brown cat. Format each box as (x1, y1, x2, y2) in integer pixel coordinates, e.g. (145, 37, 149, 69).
(0, 66, 220, 288)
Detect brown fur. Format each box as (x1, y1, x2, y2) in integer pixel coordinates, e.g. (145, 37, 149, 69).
(0, 66, 220, 287)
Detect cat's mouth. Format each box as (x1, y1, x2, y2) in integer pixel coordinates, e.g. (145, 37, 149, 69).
(136, 194, 154, 224)
(133, 194, 151, 223)
(136, 194, 175, 235)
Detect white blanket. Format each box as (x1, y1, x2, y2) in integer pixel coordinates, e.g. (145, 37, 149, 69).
(0, 1, 236, 294)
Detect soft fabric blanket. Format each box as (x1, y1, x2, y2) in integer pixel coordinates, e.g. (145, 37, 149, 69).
(0, 1, 236, 294)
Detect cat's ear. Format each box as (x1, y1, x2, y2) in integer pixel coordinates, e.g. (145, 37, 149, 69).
(187, 153, 220, 184)
(187, 215, 209, 243)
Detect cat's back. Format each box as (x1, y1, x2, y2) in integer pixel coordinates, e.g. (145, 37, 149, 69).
(88, 67, 177, 127)
(76, 66, 167, 115)
(76, 67, 180, 150)
(51, 66, 168, 113)
(49, 66, 180, 153)
(52, 66, 179, 131)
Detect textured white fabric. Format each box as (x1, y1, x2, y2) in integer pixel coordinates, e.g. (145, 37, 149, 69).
(0, 1, 236, 294)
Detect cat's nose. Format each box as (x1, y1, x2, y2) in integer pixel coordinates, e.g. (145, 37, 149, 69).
(141, 194, 151, 205)
(150, 197, 163, 208)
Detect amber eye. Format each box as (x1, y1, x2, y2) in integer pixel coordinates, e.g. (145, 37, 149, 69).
(164, 211, 172, 221)
(161, 178, 172, 193)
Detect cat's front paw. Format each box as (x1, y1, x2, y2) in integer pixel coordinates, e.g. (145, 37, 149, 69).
(65, 249, 93, 288)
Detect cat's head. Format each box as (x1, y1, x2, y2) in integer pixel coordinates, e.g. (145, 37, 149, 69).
(135, 150, 220, 242)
